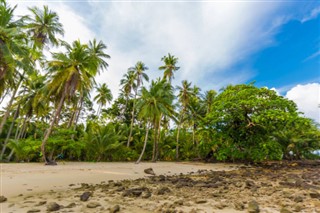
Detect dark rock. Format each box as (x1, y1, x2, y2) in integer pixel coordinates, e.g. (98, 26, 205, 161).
(144, 168, 156, 175)
(35, 201, 46, 206)
(0, 196, 7, 203)
(293, 196, 304, 202)
(87, 201, 101, 208)
(142, 191, 152, 199)
(80, 191, 92, 201)
(156, 186, 171, 195)
(47, 202, 60, 212)
(247, 200, 260, 213)
(195, 199, 207, 204)
(234, 201, 245, 210)
(45, 161, 57, 166)
(27, 209, 41, 213)
(280, 208, 292, 213)
(110, 204, 120, 213)
(158, 175, 166, 181)
(310, 191, 320, 199)
(122, 187, 149, 197)
(65, 202, 76, 208)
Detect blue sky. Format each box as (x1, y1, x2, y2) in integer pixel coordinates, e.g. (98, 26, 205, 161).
(9, 0, 320, 122)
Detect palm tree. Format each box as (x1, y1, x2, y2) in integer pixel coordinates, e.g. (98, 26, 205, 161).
(120, 70, 136, 108)
(25, 5, 64, 49)
(0, 1, 32, 135)
(135, 79, 174, 164)
(41, 39, 109, 163)
(176, 80, 195, 160)
(94, 83, 113, 117)
(203, 90, 217, 115)
(126, 61, 149, 147)
(159, 53, 180, 83)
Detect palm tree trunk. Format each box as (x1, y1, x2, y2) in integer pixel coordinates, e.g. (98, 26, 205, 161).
(155, 118, 161, 161)
(41, 91, 66, 163)
(127, 97, 136, 147)
(0, 89, 9, 105)
(152, 124, 157, 162)
(71, 95, 83, 139)
(7, 149, 14, 162)
(0, 105, 20, 160)
(136, 123, 150, 164)
(0, 80, 21, 135)
(176, 124, 181, 161)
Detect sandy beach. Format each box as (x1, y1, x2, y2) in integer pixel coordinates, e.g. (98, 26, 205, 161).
(1, 161, 238, 212)
(1, 161, 319, 213)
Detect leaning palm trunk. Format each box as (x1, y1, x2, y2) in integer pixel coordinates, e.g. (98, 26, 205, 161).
(176, 124, 181, 160)
(0, 80, 21, 135)
(136, 123, 150, 164)
(127, 97, 136, 147)
(0, 105, 20, 160)
(41, 91, 66, 163)
(71, 95, 84, 140)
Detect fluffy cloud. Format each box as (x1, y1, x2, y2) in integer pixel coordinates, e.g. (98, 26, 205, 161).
(285, 83, 320, 123)
(84, 2, 294, 95)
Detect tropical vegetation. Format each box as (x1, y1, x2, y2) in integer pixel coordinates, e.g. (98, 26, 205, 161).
(0, 1, 319, 164)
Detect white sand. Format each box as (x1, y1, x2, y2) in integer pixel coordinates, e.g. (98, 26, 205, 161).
(1, 161, 235, 198)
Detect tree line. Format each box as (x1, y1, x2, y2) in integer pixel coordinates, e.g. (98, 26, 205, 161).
(0, 1, 319, 164)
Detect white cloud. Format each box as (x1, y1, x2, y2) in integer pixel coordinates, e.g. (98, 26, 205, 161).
(301, 6, 320, 23)
(285, 83, 320, 123)
(86, 2, 290, 94)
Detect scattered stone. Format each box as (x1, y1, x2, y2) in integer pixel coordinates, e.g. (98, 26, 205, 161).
(47, 202, 60, 212)
(80, 191, 92, 201)
(87, 201, 101, 208)
(234, 201, 245, 210)
(310, 191, 320, 199)
(247, 200, 260, 213)
(280, 208, 292, 213)
(144, 168, 156, 175)
(156, 186, 171, 195)
(35, 201, 46, 206)
(110, 204, 120, 213)
(0, 196, 7, 203)
(142, 191, 152, 199)
(27, 209, 41, 213)
(195, 199, 207, 204)
(65, 202, 76, 208)
(293, 195, 304, 202)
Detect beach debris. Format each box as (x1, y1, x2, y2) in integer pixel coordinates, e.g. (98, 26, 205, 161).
(80, 191, 92, 201)
(156, 186, 171, 195)
(247, 200, 260, 213)
(144, 168, 155, 175)
(27, 209, 41, 213)
(35, 201, 46, 206)
(110, 204, 120, 213)
(0, 195, 7, 203)
(46, 202, 60, 211)
(65, 202, 76, 208)
(87, 201, 101, 208)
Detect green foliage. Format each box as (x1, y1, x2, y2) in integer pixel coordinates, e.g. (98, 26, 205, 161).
(7, 138, 41, 162)
(207, 84, 320, 162)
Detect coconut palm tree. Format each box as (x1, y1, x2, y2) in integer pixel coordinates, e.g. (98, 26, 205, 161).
(175, 80, 195, 160)
(120, 70, 136, 108)
(94, 83, 113, 117)
(126, 61, 149, 147)
(159, 53, 180, 83)
(0, 1, 33, 135)
(41, 39, 109, 163)
(203, 90, 217, 115)
(25, 5, 64, 49)
(135, 79, 174, 164)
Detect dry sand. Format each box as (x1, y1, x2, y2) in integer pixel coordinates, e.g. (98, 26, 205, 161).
(0, 161, 238, 213)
